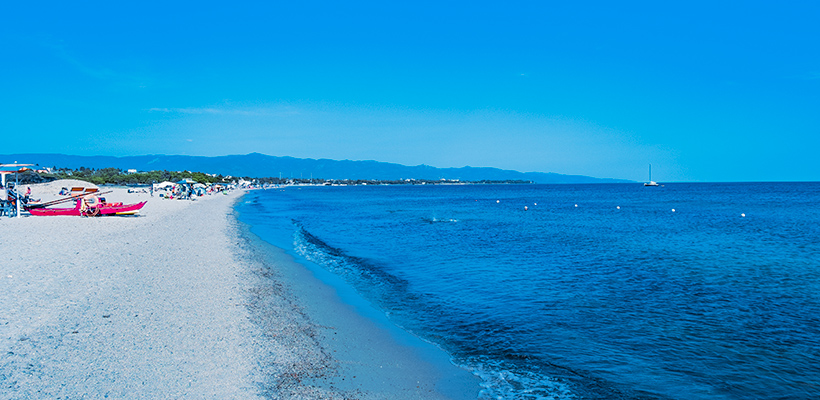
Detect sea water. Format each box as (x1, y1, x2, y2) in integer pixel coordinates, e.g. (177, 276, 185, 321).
(235, 183, 820, 399)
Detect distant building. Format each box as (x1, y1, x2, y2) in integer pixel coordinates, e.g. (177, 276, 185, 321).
(126, 169, 138, 174)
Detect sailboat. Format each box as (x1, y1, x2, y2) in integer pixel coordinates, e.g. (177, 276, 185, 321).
(644, 164, 659, 186)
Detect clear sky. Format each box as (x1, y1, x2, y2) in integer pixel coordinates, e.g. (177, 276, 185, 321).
(2, 1, 818, 182)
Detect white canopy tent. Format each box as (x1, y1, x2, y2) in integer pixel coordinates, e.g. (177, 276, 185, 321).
(152, 181, 176, 191)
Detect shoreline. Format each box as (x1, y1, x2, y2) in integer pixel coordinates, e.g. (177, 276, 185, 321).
(231, 193, 482, 399)
(1, 185, 480, 399)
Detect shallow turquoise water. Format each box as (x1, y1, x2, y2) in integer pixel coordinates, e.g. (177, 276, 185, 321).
(236, 183, 820, 399)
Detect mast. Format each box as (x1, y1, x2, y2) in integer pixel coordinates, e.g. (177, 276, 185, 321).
(649, 164, 652, 182)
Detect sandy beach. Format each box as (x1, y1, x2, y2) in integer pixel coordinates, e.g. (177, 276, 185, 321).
(1, 184, 479, 399)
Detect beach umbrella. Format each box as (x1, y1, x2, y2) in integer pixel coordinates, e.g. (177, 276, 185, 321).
(0, 163, 33, 186)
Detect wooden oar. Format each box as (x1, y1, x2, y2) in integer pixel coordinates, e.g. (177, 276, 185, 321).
(27, 190, 113, 209)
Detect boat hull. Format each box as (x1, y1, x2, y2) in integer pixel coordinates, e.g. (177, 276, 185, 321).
(28, 200, 147, 216)
(98, 201, 147, 215)
(28, 208, 81, 216)
(28, 199, 82, 216)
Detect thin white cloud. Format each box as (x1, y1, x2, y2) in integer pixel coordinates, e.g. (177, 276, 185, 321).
(785, 71, 820, 80)
(41, 38, 150, 87)
(147, 107, 261, 116)
(147, 105, 302, 117)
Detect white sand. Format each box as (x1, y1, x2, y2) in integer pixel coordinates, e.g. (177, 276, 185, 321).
(1, 185, 480, 399)
(1, 188, 261, 398)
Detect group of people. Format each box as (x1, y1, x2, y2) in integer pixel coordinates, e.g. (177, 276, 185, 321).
(2, 184, 31, 202)
(163, 183, 229, 199)
(0, 184, 33, 217)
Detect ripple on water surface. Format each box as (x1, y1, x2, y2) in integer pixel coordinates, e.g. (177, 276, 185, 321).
(238, 183, 820, 400)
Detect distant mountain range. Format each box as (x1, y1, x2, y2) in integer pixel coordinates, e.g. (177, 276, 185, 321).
(1, 153, 632, 184)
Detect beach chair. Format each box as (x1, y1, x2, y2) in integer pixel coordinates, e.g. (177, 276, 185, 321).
(0, 200, 12, 217)
(0, 190, 16, 217)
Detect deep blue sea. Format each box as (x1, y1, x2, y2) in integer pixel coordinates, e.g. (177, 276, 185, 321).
(235, 183, 820, 400)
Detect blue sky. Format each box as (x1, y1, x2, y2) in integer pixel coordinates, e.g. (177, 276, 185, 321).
(1, 1, 818, 182)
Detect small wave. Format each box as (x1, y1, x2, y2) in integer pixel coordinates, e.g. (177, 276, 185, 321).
(424, 217, 459, 223)
(291, 222, 587, 400)
(292, 222, 411, 302)
(470, 360, 575, 400)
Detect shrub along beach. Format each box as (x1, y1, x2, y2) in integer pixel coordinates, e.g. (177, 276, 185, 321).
(0, 183, 479, 399)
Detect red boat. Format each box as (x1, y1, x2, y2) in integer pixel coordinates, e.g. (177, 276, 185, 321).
(28, 198, 147, 216)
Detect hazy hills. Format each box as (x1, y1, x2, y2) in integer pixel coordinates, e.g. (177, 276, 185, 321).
(1, 153, 632, 184)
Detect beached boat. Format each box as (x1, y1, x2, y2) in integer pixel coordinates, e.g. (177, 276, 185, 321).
(27, 199, 82, 216)
(28, 199, 147, 216)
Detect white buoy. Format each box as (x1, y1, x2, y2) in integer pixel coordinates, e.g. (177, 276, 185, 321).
(741, 213, 746, 217)
(524, 206, 528, 211)
(672, 209, 676, 212)
(496, 200, 500, 203)
(617, 206, 620, 209)
(574, 204, 578, 207)
(534, 203, 537, 206)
